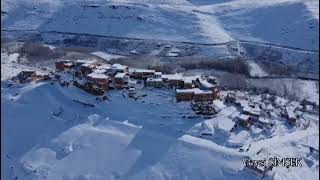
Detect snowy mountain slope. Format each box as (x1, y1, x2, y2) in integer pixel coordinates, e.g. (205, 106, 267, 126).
(305, 0, 319, 20)
(240, 42, 319, 77)
(187, 0, 233, 6)
(1, 0, 318, 50)
(198, 0, 319, 50)
(1, 0, 231, 44)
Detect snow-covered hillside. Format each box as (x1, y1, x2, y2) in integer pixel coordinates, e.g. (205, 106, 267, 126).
(2, 79, 318, 180)
(0, 82, 251, 180)
(1, 0, 319, 179)
(1, 0, 319, 50)
(200, 0, 319, 50)
(1, 0, 231, 44)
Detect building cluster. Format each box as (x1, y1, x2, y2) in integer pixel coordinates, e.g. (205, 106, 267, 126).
(10, 70, 52, 83)
(55, 60, 131, 95)
(11, 60, 318, 133)
(223, 90, 319, 128)
(172, 75, 219, 102)
(54, 59, 220, 102)
(224, 91, 280, 129)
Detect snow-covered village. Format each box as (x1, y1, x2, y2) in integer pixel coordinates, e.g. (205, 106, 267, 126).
(1, 0, 319, 180)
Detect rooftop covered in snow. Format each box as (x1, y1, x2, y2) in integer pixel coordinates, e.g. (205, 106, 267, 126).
(146, 77, 162, 82)
(115, 73, 127, 79)
(87, 72, 109, 79)
(111, 63, 128, 70)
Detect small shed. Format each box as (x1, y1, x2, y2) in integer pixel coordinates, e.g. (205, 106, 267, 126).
(238, 114, 251, 128)
(301, 99, 319, 112)
(285, 106, 296, 125)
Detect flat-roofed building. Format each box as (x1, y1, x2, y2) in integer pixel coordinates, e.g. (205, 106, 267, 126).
(238, 114, 251, 127)
(80, 61, 99, 75)
(130, 69, 155, 80)
(86, 72, 110, 90)
(176, 88, 196, 102)
(114, 72, 129, 89)
(55, 60, 74, 71)
(183, 78, 194, 89)
(194, 89, 214, 102)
